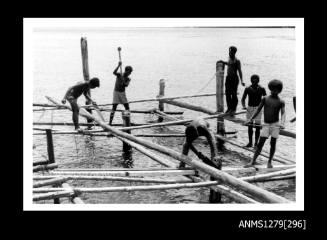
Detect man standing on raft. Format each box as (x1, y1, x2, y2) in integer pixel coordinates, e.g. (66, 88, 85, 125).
(109, 61, 133, 125)
(223, 46, 245, 115)
(244, 79, 286, 168)
(241, 74, 266, 148)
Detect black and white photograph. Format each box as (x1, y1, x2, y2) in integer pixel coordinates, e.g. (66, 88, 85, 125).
(24, 18, 304, 211)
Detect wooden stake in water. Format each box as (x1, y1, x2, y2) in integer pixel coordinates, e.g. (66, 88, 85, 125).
(216, 60, 226, 150)
(122, 111, 133, 166)
(158, 79, 165, 122)
(81, 37, 93, 124)
(45, 129, 59, 203)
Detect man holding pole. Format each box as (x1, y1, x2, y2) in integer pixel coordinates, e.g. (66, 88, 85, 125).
(109, 47, 133, 125)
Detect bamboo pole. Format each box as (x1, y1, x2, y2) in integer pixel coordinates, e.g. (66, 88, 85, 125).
(49, 169, 196, 177)
(62, 183, 84, 204)
(223, 164, 296, 175)
(46, 96, 290, 203)
(33, 104, 183, 115)
(216, 60, 226, 150)
(116, 136, 178, 167)
(95, 93, 217, 107)
(34, 175, 193, 184)
(215, 134, 295, 165)
(33, 177, 69, 188)
(45, 167, 185, 171)
(33, 190, 74, 201)
(33, 160, 50, 166)
(153, 109, 181, 122)
(239, 168, 296, 183)
(224, 116, 296, 139)
(33, 181, 221, 194)
(158, 79, 165, 122)
(33, 163, 58, 172)
(160, 98, 217, 115)
(189, 175, 258, 203)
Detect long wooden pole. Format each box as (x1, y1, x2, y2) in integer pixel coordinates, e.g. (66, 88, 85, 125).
(158, 79, 165, 122)
(116, 136, 178, 167)
(224, 116, 296, 139)
(33, 190, 74, 201)
(33, 163, 58, 172)
(47, 96, 290, 203)
(160, 98, 216, 115)
(216, 60, 226, 150)
(33, 181, 222, 194)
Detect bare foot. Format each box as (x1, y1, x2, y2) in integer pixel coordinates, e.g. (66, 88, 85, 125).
(267, 162, 273, 168)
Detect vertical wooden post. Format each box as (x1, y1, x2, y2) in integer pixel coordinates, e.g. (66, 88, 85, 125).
(216, 61, 226, 150)
(46, 129, 55, 164)
(45, 129, 59, 204)
(158, 79, 165, 122)
(81, 37, 92, 124)
(122, 111, 133, 167)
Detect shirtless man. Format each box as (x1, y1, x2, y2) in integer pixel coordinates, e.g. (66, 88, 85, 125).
(62, 78, 100, 131)
(241, 74, 266, 147)
(179, 117, 221, 169)
(109, 61, 133, 125)
(223, 46, 245, 115)
(244, 79, 286, 168)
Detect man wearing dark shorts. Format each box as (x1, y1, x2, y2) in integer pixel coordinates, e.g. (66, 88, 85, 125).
(223, 46, 245, 115)
(241, 74, 266, 147)
(109, 61, 133, 125)
(62, 78, 100, 131)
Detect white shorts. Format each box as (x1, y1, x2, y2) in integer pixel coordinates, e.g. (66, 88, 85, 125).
(113, 91, 128, 104)
(260, 122, 280, 139)
(246, 106, 262, 124)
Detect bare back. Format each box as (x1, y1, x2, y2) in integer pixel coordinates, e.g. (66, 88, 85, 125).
(263, 95, 285, 123)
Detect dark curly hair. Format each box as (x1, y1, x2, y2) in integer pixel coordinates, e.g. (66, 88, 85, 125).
(268, 79, 283, 93)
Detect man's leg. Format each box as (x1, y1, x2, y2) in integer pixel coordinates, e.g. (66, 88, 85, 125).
(246, 126, 253, 147)
(70, 100, 80, 130)
(267, 137, 277, 168)
(254, 126, 261, 147)
(123, 103, 130, 110)
(179, 142, 190, 168)
(109, 104, 118, 125)
(244, 137, 267, 167)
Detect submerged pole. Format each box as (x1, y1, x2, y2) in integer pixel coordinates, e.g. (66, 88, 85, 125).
(216, 60, 226, 150)
(158, 79, 165, 122)
(45, 129, 59, 203)
(122, 110, 133, 167)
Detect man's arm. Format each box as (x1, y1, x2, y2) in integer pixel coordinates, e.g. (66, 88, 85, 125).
(237, 60, 245, 86)
(83, 90, 96, 105)
(113, 62, 122, 76)
(241, 88, 248, 109)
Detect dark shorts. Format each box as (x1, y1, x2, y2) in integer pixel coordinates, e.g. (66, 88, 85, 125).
(225, 74, 239, 93)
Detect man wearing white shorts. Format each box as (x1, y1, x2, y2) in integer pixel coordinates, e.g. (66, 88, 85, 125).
(241, 75, 266, 147)
(244, 79, 285, 168)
